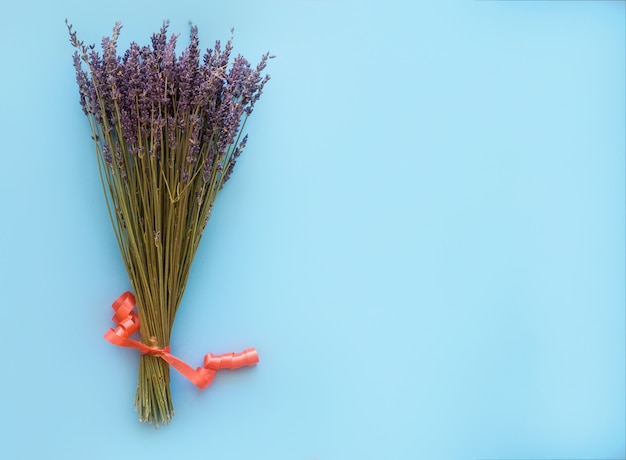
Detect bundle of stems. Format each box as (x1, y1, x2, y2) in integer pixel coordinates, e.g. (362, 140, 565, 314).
(67, 21, 270, 426)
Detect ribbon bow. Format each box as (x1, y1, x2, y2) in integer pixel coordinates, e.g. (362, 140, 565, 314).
(104, 291, 258, 390)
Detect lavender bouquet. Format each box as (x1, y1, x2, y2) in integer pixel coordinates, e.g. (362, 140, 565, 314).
(67, 21, 270, 426)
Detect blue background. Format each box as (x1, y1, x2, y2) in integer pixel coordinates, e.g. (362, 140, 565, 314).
(0, 0, 624, 459)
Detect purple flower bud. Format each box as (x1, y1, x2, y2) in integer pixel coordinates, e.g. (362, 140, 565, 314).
(69, 21, 270, 192)
(102, 141, 112, 165)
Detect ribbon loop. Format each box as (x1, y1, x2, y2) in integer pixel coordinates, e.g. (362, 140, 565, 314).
(103, 291, 258, 390)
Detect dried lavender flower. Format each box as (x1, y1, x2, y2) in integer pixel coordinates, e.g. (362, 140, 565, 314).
(67, 19, 271, 426)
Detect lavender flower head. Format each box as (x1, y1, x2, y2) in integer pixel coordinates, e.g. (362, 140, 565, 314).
(67, 20, 271, 192)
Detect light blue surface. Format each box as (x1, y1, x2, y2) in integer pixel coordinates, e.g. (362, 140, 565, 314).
(0, 0, 624, 459)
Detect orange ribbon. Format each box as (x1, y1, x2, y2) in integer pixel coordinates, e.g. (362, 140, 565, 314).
(104, 291, 258, 390)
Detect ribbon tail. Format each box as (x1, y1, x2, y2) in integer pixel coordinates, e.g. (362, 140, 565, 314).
(160, 353, 214, 390)
(163, 348, 260, 391)
(204, 348, 259, 370)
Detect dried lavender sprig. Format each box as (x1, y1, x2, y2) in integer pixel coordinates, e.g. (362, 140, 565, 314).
(67, 20, 271, 426)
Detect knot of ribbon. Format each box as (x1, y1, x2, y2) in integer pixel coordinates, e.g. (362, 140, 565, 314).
(103, 291, 259, 390)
